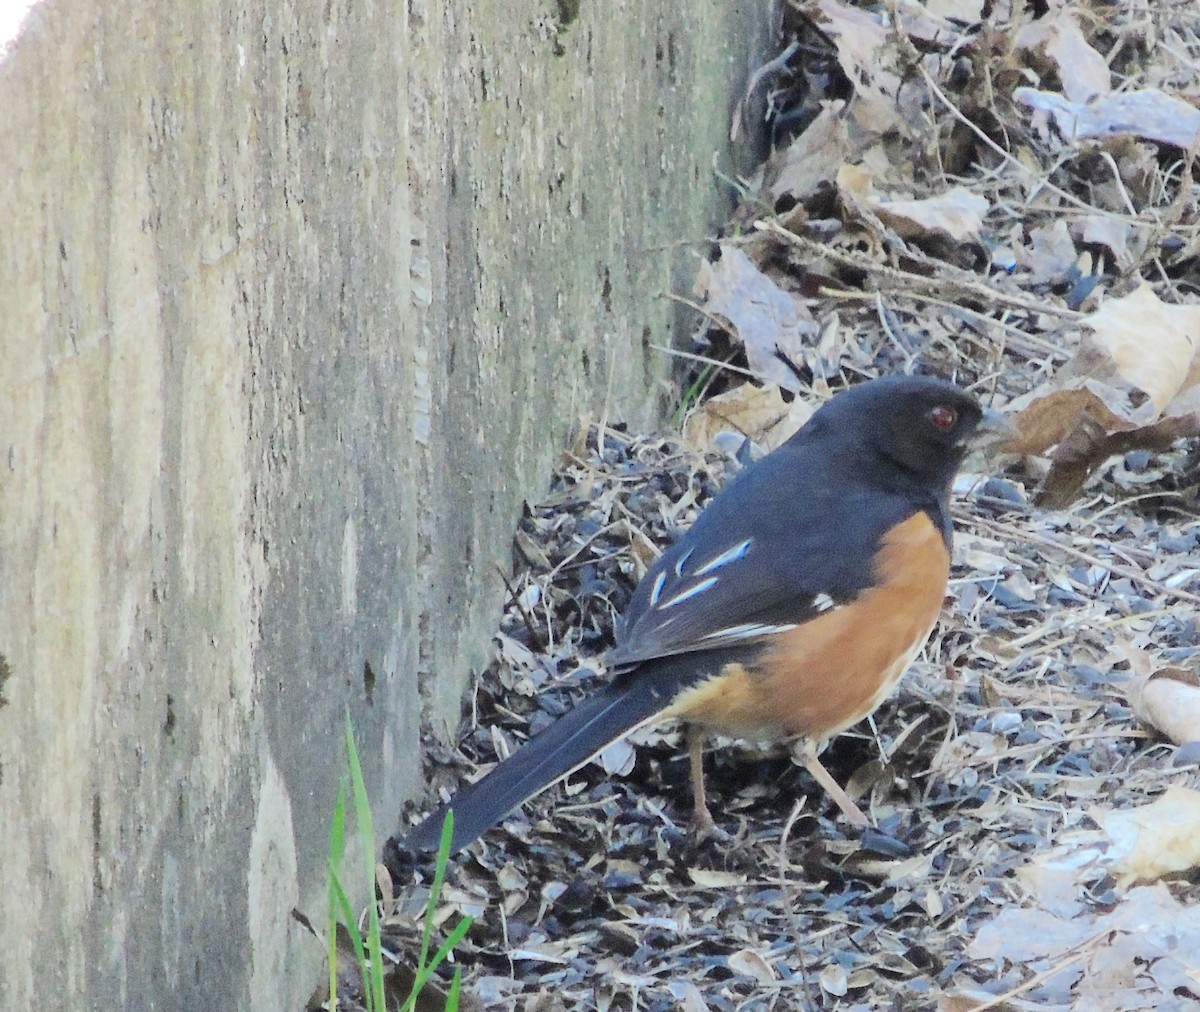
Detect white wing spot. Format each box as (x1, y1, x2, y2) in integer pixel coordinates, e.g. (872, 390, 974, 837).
(658, 577, 718, 610)
(700, 622, 797, 642)
(694, 539, 753, 577)
(812, 592, 836, 613)
(673, 547, 694, 577)
(648, 571, 667, 606)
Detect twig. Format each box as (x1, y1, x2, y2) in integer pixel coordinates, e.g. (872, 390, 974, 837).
(649, 342, 762, 382)
(754, 218, 1081, 322)
(918, 64, 1159, 229)
(496, 565, 545, 653)
(777, 799, 820, 1012)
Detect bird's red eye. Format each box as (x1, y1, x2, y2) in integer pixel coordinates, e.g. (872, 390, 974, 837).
(930, 405, 957, 431)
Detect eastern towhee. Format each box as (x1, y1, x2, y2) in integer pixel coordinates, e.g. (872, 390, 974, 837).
(400, 375, 1013, 854)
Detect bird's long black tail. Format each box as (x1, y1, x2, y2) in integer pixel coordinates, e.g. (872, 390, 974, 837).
(400, 676, 668, 854)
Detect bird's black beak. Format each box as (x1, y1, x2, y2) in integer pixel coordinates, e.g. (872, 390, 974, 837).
(968, 408, 1019, 450)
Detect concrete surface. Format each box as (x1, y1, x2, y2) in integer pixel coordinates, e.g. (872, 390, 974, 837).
(0, 0, 769, 1007)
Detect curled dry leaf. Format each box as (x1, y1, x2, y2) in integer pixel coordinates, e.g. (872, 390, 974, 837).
(1092, 785, 1200, 887)
(1015, 87, 1200, 149)
(837, 164, 989, 242)
(681, 382, 813, 455)
(693, 246, 818, 392)
(766, 100, 856, 205)
(1006, 284, 1200, 507)
(1126, 666, 1200, 746)
(815, 0, 904, 134)
(1014, 9, 1109, 102)
(597, 737, 637, 776)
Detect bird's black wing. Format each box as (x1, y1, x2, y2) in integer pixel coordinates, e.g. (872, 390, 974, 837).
(609, 441, 922, 669)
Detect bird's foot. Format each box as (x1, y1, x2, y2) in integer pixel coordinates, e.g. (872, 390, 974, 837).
(690, 801, 734, 844)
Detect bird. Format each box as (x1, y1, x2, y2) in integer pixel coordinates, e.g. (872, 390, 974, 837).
(399, 375, 1013, 855)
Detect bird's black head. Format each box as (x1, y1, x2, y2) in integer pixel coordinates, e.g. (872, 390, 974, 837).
(806, 375, 1005, 489)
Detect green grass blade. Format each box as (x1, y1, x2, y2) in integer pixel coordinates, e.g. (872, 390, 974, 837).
(327, 784, 348, 1010)
(417, 810, 455, 971)
(329, 870, 370, 1004)
(446, 967, 463, 1012)
(408, 914, 474, 997)
(671, 362, 715, 428)
(343, 715, 385, 1011)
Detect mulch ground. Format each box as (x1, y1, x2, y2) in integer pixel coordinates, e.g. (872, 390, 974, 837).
(382, 417, 1199, 1011)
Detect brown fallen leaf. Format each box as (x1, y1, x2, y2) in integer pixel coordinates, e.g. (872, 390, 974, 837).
(1126, 667, 1200, 747)
(681, 382, 814, 454)
(837, 163, 989, 241)
(693, 247, 818, 392)
(1006, 284, 1200, 506)
(766, 100, 856, 205)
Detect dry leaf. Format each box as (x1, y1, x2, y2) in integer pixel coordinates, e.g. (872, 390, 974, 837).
(1075, 214, 1133, 270)
(838, 164, 989, 241)
(596, 738, 636, 776)
(1087, 285, 1200, 414)
(937, 995, 1016, 1012)
(921, 0, 984, 26)
(874, 187, 989, 241)
(1015, 87, 1200, 149)
(508, 943, 572, 965)
(1006, 284, 1200, 506)
(897, 0, 983, 45)
(681, 382, 814, 454)
(693, 246, 818, 392)
(1127, 667, 1200, 746)
(669, 981, 711, 1012)
(767, 100, 855, 204)
(816, 0, 905, 134)
(1092, 785, 1200, 886)
(1013, 219, 1076, 285)
(1015, 11, 1109, 102)
(969, 884, 1200, 1006)
(968, 904, 1092, 962)
(1016, 845, 1105, 918)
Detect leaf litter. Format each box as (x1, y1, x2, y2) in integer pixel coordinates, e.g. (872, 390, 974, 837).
(362, 1, 1200, 1010)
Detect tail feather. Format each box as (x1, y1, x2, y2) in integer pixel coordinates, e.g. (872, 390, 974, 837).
(404, 679, 666, 853)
